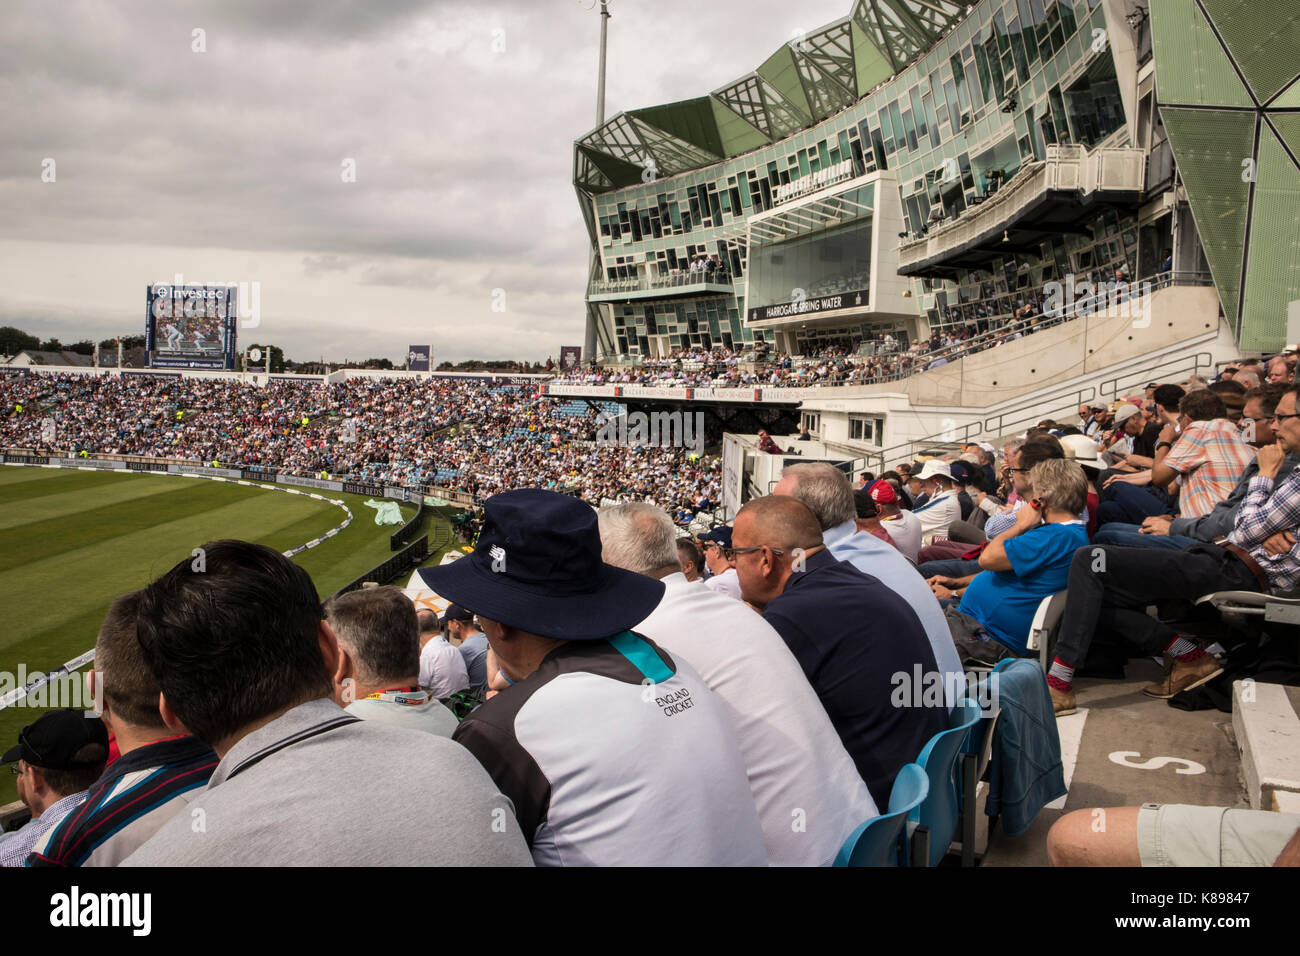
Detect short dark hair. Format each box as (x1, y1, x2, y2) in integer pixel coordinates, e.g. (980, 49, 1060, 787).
(135, 540, 332, 747)
(1153, 384, 1186, 413)
(675, 538, 703, 576)
(1243, 383, 1288, 417)
(1018, 435, 1065, 471)
(1180, 389, 1226, 422)
(1209, 379, 1246, 396)
(415, 608, 440, 635)
(95, 591, 167, 731)
(324, 587, 419, 686)
(35, 742, 108, 797)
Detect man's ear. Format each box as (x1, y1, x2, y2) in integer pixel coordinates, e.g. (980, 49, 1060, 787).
(158, 693, 190, 736)
(318, 620, 342, 681)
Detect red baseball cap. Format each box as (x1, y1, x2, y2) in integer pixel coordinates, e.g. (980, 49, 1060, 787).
(869, 481, 897, 504)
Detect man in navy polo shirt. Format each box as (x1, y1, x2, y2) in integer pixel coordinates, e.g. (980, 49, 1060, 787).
(732, 495, 947, 808)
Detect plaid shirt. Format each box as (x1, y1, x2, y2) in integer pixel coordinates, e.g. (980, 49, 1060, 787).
(1226, 465, 1300, 592)
(1164, 419, 1256, 518)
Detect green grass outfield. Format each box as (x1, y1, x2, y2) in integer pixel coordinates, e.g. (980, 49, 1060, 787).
(0, 464, 457, 805)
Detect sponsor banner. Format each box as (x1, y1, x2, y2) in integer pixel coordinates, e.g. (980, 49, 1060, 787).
(145, 283, 238, 371)
(1, 454, 49, 465)
(127, 461, 170, 473)
(240, 468, 278, 481)
(383, 485, 408, 500)
(773, 158, 855, 205)
(559, 345, 582, 370)
(276, 474, 344, 492)
(121, 370, 182, 379)
(169, 464, 243, 478)
(50, 457, 125, 470)
(343, 480, 386, 497)
(746, 288, 869, 323)
(542, 384, 593, 396)
(407, 345, 431, 372)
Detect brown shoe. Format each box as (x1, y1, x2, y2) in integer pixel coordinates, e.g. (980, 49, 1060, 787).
(1141, 654, 1176, 698)
(1050, 685, 1077, 717)
(1145, 654, 1223, 700)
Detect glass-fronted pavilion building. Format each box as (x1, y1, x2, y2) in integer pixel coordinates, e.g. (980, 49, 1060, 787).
(573, 0, 1300, 361)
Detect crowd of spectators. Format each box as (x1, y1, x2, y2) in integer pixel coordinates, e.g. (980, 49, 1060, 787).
(3, 349, 1299, 870)
(0, 372, 724, 524)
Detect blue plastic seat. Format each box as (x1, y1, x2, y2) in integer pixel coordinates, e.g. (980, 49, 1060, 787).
(909, 698, 983, 866)
(833, 763, 929, 867)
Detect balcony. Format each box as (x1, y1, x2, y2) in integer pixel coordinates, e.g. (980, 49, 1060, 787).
(897, 145, 1148, 277)
(586, 270, 734, 303)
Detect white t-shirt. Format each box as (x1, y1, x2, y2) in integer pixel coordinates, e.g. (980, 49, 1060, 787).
(346, 693, 459, 738)
(631, 573, 878, 866)
(914, 488, 963, 546)
(704, 566, 742, 600)
(419, 637, 470, 699)
(879, 509, 922, 563)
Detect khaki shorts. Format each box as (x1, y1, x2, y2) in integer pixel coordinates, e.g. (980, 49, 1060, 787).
(1137, 803, 1300, 866)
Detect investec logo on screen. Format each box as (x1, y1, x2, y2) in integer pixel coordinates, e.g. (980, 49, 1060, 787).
(150, 285, 235, 319)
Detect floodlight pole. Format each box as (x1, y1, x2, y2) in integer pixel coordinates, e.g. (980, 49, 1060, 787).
(596, 0, 611, 126)
(586, 0, 612, 365)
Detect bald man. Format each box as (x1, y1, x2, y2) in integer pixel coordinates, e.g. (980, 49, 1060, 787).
(731, 496, 948, 808)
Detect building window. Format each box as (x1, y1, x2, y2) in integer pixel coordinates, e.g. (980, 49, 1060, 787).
(849, 415, 885, 444)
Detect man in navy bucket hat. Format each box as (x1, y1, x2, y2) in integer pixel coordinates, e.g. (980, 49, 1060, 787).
(423, 489, 768, 867)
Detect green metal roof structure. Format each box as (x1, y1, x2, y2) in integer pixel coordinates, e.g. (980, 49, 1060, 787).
(574, 0, 968, 192)
(1151, 0, 1300, 352)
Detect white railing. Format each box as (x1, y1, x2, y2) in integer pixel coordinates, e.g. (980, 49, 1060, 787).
(588, 270, 734, 297)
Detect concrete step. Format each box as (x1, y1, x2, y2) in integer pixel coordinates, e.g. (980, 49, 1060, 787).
(1232, 680, 1300, 810)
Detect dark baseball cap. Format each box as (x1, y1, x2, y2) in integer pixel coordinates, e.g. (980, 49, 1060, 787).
(2, 709, 109, 770)
(697, 525, 733, 549)
(439, 603, 475, 628)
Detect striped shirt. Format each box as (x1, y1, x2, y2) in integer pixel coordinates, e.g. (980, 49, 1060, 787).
(1226, 465, 1300, 593)
(27, 736, 216, 867)
(1164, 419, 1256, 519)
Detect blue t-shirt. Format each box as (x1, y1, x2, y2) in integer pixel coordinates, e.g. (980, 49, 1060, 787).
(958, 522, 1089, 654)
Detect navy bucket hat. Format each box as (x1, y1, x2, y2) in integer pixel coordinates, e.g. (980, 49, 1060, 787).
(417, 489, 664, 640)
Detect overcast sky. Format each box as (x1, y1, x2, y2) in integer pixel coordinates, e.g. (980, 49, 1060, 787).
(0, 0, 851, 363)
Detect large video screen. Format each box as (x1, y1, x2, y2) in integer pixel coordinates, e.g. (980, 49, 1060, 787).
(145, 284, 237, 370)
(746, 217, 873, 322)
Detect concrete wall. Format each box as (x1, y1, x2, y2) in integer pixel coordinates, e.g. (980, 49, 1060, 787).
(844, 284, 1224, 407)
